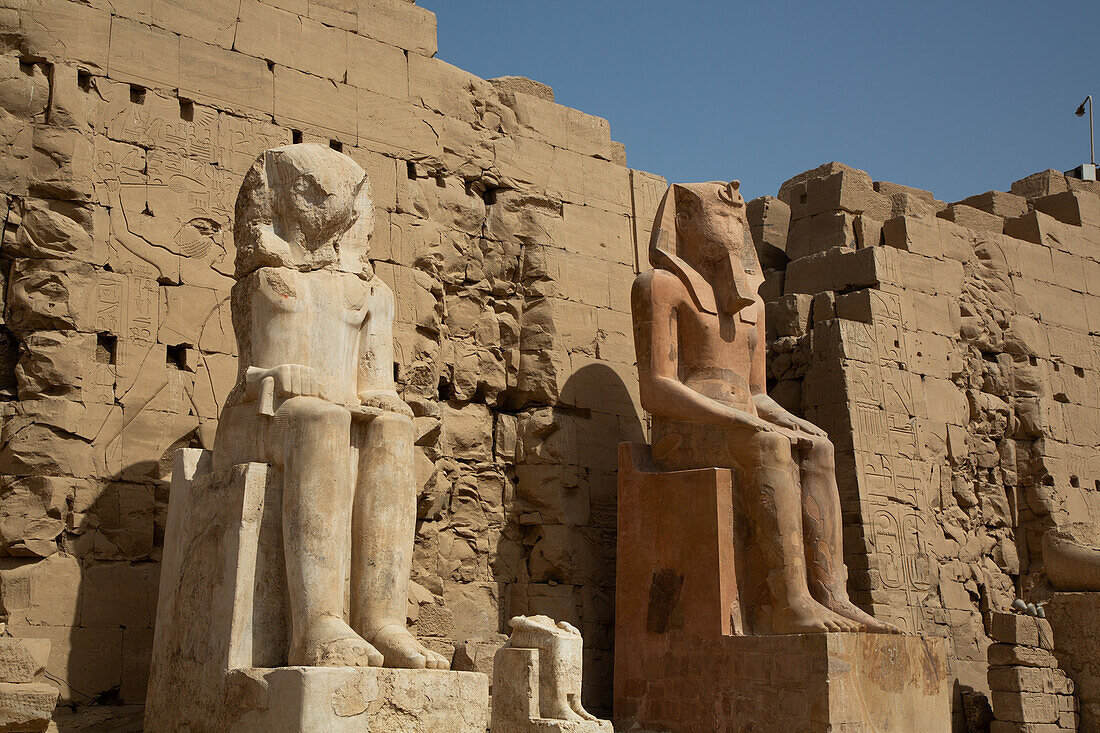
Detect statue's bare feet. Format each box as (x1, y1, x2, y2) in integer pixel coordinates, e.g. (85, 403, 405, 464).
(772, 596, 863, 633)
(571, 699, 599, 721)
(291, 615, 383, 667)
(544, 703, 585, 723)
(821, 596, 902, 634)
(371, 624, 450, 670)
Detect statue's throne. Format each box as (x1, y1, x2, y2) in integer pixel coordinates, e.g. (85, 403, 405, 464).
(613, 442, 952, 732)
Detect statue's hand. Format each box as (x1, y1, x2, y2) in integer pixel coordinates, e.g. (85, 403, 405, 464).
(358, 389, 413, 418)
(246, 364, 323, 400)
(724, 409, 780, 434)
(774, 414, 828, 438)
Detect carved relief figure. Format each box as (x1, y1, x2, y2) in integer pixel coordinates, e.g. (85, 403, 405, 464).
(631, 181, 898, 634)
(212, 143, 449, 669)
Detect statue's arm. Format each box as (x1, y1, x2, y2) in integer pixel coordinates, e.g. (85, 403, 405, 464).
(750, 312, 827, 437)
(356, 280, 411, 416)
(633, 271, 769, 430)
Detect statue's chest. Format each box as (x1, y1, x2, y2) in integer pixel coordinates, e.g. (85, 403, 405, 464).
(680, 300, 759, 361)
(256, 269, 368, 326)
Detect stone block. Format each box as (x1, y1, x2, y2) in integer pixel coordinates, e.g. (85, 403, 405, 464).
(225, 666, 486, 732)
(746, 195, 790, 268)
(1010, 170, 1069, 201)
(358, 0, 437, 56)
(357, 88, 441, 158)
(991, 690, 1058, 724)
(1033, 190, 1100, 228)
(237, 0, 348, 81)
(786, 209, 858, 260)
(150, 0, 237, 48)
(988, 643, 1058, 669)
(0, 681, 57, 732)
(1046, 592, 1100, 731)
(0, 638, 48, 684)
(955, 190, 1030, 219)
(784, 246, 890, 295)
(179, 37, 274, 116)
(800, 168, 892, 221)
(107, 16, 180, 89)
(938, 203, 1005, 234)
(20, 0, 111, 71)
(0, 554, 82, 627)
(989, 665, 1053, 694)
(991, 612, 1042, 647)
(347, 32, 408, 99)
(274, 66, 357, 143)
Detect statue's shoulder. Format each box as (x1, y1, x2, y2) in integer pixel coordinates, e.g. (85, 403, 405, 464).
(632, 268, 690, 308)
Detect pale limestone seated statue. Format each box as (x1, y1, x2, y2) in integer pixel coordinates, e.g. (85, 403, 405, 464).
(1043, 522, 1100, 591)
(491, 615, 611, 732)
(145, 145, 485, 732)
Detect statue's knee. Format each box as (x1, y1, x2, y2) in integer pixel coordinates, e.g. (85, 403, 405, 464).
(280, 396, 349, 429)
(750, 431, 792, 462)
(369, 410, 414, 439)
(809, 434, 834, 459)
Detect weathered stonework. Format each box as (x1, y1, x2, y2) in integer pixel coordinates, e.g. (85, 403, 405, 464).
(0, 1, 1098, 728)
(750, 162, 1100, 726)
(986, 611, 1078, 732)
(0, 0, 643, 719)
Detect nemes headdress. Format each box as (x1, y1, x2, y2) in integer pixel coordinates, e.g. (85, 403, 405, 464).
(648, 180, 745, 315)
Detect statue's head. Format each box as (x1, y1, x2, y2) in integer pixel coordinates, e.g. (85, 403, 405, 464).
(650, 180, 762, 315)
(234, 143, 373, 278)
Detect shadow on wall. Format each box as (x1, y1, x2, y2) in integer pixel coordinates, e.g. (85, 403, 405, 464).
(494, 361, 644, 717)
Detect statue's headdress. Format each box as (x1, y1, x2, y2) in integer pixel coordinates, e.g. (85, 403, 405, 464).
(233, 143, 373, 278)
(648, 180, 747, 315)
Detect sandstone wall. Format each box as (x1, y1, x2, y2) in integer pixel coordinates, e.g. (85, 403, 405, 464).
(3, 0, 1099, 727)
(751, 163, 1100, 722)
(0, 0, 661, 718)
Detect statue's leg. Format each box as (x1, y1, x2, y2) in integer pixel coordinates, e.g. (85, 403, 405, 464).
(799, 435, 901, 633)
(738, 431, 861, 633)
(350, 411, 449, 669)
(278, 396, 384, 667)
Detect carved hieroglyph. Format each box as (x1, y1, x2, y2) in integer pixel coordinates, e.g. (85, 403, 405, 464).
(491, 615, 611, 732)
(630, 181, 897, 634)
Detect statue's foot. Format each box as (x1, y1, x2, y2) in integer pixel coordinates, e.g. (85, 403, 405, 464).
(772, 596, 863, 633)
(371, 624, 450, 670)
(571, 699, 599, 721)
(543, 704, 586, 723)
(292, 615, 384, 667)
(820, 596, 903, 634)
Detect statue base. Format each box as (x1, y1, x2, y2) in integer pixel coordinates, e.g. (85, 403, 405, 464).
(1046, 592, 1100, 730)
(614, 443, 951, 732)
(224, 666, 487, 732)
(145, 450, 487, 732)
(615, 632, 949, 732)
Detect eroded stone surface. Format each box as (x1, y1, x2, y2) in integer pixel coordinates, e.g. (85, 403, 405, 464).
(146, 145, 488, 730)
(491, 615, 611, 732)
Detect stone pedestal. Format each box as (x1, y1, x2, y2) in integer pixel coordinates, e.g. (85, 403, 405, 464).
(1046, 592, 1100, 730)
(145, 449, 487, 732)
(614, 443, 951, 732)
(227, 666, 487, 732)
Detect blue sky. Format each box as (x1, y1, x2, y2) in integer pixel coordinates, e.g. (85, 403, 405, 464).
(420, 1, 1099, 203)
